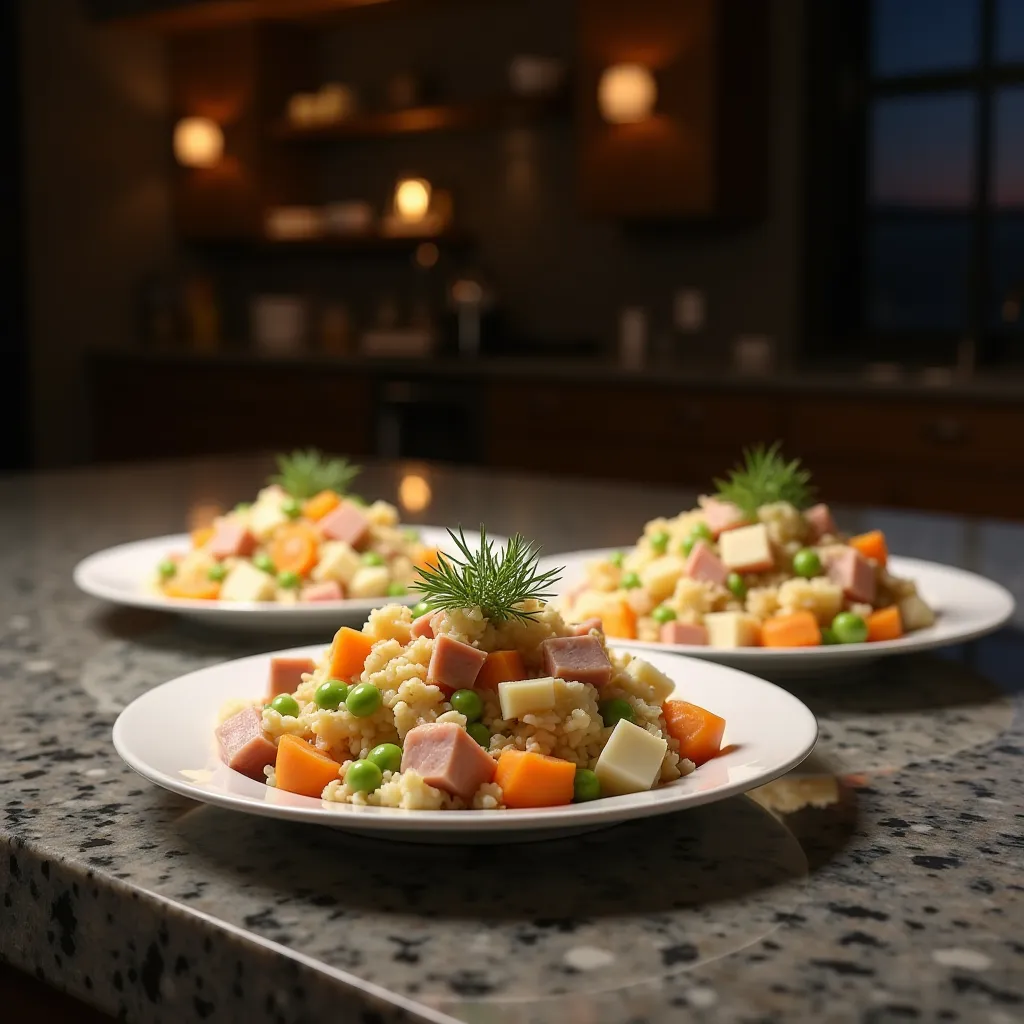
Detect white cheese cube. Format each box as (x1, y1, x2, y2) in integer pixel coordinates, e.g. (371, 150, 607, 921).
(594, 719, 668, 796)
(704, 611, 761, 648)
(719, 522, 774, 573)
(312, 541, 362, 585)
(625, 657, 678, 704)
(498, 677, 556, 720)
(220, 561, 276, 602)
(898, 594, 935, 631)
(348, 565, 390, 599)
(249, 500, 288, 542)
(640, 555, 687, 602)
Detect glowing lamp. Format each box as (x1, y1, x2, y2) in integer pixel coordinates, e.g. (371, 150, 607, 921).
(597, 63, 657, 124)
(394, 177, 432, 223)
(173, 116, 224, 168)
(399, 474, 432, 513)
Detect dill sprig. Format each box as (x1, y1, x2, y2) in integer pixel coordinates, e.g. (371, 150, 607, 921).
(268, 449, 361, 500)
(412, 527, 563, 624)
(714, 442, 815, 515)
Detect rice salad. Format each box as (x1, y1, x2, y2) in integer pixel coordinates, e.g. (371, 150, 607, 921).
(214, 532, 727, 811)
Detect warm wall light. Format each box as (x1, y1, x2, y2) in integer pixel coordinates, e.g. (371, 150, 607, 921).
(173, 116, 224, 168)
(394, 177, 432, 223)
(597, 63, 657, 124)
(398, 474, 432, 513)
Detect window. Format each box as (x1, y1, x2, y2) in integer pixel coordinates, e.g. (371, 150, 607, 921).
(806, 0, 1024, 365)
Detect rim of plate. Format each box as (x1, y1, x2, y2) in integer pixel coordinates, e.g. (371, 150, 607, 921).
(74, 527, 503, 616)
(539, 549, 1016, 659)
(112, 644, 818, 833)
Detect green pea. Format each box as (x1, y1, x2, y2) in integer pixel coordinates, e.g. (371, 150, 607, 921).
(281, 497, 302, 519)
(362, 551, 385, 566)
(410, 600, 431, 618)
(467, 722, 490, 748)
(727, 572, 747, 599)
(821, 627, 839, 645)
(348, 494, 367, 508)
(346, 759, 383, 794)
(253, 553, 275, 574)
(402, 528, 422, 542)
(346, 682, 382, 718)
(691, 522, 714, 542)
(680, 536, 696, 556)
(207, 563, 228, 582)
(573, 768, 601, 803)
(450, 688, 484, 722)
(314, 679, 349, 710)
(832, 611, 869, 645)
(234, 502, 251, 513)
(367, 742, 403, 773)
(277, 570, 300, 589)
(599, 698, 636, 728)
(652, 605, 677, 624)
(792, 548, 823, 579)
(157, 559, 177, 580)
(387, 582, 408, 597)
(620, 571, 642, 590)
(609, 551, 624, 568)
(269, 694, 300, 718)
(649, 530, 670, 555)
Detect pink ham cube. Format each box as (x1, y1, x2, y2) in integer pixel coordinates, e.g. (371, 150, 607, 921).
(267, 656, 315, 698)
(318, 502, 370, 548)
(411, 611, 436, 639)
(300, 580, 344, 603)
(541, 635, 613, 688)
(208, 521, 257, 559)
(401, 722, 497, 799)
(571, 617, 603, 637)
(827, 547, 877, 604)
(216, 707, 278, 781)
(427, 634, 487, 693)
(685, 541, 729, 587)
(660, 622, 709, 645)
(699, 497, 748, 538)
(805, 503, 838, 541)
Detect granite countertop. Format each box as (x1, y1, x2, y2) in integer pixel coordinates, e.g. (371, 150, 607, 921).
(2, 456, 1023, 1023)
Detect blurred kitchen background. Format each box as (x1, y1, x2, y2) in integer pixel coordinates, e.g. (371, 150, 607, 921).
(4, 0, 1024, 518)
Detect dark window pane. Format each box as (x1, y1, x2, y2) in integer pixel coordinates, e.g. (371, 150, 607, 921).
(995, 0, 1024, 64)
(993, 87, 1024, 207)
(867, 217, 972, 331)
(870, 94, 976, 208)
(872, 0, 980, 77)
(989, 215, 1024, 330)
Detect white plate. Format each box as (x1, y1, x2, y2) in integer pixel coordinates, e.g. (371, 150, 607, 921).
(74, 527, 500, 633)
(112, 645, 817, 843)
(540, 550, 1015, 674)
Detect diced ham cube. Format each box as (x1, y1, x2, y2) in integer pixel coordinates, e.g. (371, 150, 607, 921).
(400, 722, 497, 800)
(805, 503, 838, 541)
(300, 580, 344, 603)
(208, 521, 257, 559)
(318, 502, 371, 548)
(216, 707, 278, 781)
(541, 635, 613, 689)
(427, 634, 487, 693)
(698, 496, 748, 538)
(685, 541, 729, 587)
(827, 547, 877, 604)
(572, 617, 603, 636)
(411, 611, 436, 639)
(660, 622, 709, 645)
(267, 656, 315, 698)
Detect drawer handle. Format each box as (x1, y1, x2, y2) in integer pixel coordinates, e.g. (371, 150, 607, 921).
(922, 417, 967, 445)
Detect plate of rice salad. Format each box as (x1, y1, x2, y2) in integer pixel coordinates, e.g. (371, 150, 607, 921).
(543, 445, 1014, 673)
(75, 451, 502, 632)
(113, 530, 817, 841)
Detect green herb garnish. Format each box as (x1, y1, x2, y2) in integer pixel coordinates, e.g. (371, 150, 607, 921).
(411, 527, 562, 624)
(714, 442, 814, 516)
(268, 449, 361, 500)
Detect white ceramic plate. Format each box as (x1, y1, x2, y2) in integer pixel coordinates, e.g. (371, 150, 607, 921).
(112, 645, 817, 843)
(540, 550, 1015, 674)
(75, 527, 500, 633)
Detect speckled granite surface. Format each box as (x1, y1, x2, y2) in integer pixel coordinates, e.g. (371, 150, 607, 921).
(1, 457, 1022, 1023)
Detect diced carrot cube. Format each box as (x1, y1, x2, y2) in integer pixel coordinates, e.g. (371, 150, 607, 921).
(475, 650, 527, 691)
(601, 599, 638, 640)
(329, 626, 374, 681)
(302, 490, 342, 522)
(275, 735, 340, 798)
(495, 749, 576, 808)
(866, 605, 903, 642)
(662, 700, 727, 766)
(849, 530, 888, 567)
(761, 611, 821, 648)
